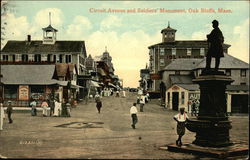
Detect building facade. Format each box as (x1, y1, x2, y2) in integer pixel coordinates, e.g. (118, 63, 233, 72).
(147, 23, 230, 92)
(162, 54, 249, 114)
(1, 24, 87, 76)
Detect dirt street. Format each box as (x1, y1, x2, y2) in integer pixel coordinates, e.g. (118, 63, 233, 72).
(0, 92, 248, 159)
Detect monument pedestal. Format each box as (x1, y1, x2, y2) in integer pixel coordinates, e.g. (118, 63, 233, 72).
(186, 70, 234, 147)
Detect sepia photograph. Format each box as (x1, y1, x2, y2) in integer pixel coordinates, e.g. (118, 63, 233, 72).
(0, 0, 249, 159)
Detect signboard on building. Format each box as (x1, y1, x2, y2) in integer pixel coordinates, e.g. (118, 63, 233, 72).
(19, 85, 29, 100)
(150, 74, 161, 80)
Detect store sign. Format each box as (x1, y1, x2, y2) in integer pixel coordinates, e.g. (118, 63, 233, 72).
(150, 74, 161, 80)
(19, 85, 29, 100)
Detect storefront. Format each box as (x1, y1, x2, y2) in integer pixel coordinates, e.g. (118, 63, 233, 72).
(1, 65, 68, 107)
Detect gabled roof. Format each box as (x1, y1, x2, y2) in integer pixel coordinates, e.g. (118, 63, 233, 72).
(178, 84, 200, 91)
(162, 58, 202, 71)
(194, 54, 249, 69)
(1, 64, 67, 85)
(169, 75, 193, 84)
(148, 40, 231, 49)
(2, 40, 87, 56)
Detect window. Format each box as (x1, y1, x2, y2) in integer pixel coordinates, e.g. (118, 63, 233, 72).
(225, 69, 231, 76)
(241, 69, 246, 77)
(30, 86, 44, 99)
(172, 48, 176, 55)
(22, 54, 28, 61)
(53, 55, 57, 62)
(240, 82, 246, 85)
(160, 59, 165, 66)
(187, 48, 192, 56)
(47, 54, 52, 62)
(175, 71, 180, 75)
(181, 92, 185, 104)
(12, 55, 15, 62)
(4, 85, 18, 99)
(200, 48, 205, 56)
(41, 54, 47, 61)
(2, 55, 9, 61)
(160, 48, 164, 56)
(66, 55, 72, 63)
(59, 54, 63, 63)
(28, 54, 34, 61)
(34, 54, 41, 62)
(16, 54, 21, 61)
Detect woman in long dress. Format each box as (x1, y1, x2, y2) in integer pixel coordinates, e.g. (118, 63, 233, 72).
(41, 100, 49, 117)
(53, 100, 62, 117)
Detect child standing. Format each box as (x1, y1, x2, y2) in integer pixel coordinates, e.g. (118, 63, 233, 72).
(173, 107, 189, 147)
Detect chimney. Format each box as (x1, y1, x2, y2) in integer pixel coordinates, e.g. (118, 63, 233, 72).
(27, 35, 31, 42)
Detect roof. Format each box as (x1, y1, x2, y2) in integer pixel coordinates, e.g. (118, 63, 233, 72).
(161, 25, 177, 33)
(2, 40, 86, 55)
(54, 64, 77, 77)
(195, 54, 249, 69)
(226, 85, 249, 91)
(163, 58, 202, 71)
(148, 40, 231, 49)
(42, 25, 58, 32)
(170, 75, 193, 84)
(168, 84, 249, 92)
(175, 84, 199, 91)
(1, 64, 67, 85)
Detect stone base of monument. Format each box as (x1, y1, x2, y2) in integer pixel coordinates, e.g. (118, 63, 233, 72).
(160, 142, 248, 158)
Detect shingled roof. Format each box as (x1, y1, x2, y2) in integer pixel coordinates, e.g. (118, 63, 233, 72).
(1, 64, 67, 85)
(194, 54, 249, 69)
(148, 40, 230, 49)
(169, 75, 194, 84)
(1, 40, 87, 56)
(162, 58, 202, 71)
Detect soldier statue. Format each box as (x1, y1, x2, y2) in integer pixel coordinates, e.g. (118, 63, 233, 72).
(206, 20, 224, 70)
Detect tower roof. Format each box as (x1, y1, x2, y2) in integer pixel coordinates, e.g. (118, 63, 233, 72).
(161, 22, 177, 33)
(42, 24, 58, 32)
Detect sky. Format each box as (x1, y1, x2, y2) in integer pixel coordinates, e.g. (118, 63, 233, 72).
(1, 1, 249, 87)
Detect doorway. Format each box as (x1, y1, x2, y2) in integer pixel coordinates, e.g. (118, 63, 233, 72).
(172, 92, 179, 111)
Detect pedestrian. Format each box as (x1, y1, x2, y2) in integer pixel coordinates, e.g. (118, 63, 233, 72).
(110, 89, 113, 96)
(139, 95, 145, 112)
(66, 102, 71, 117)
(122, 90, 126, 98)
(130, 103, 138, 129)
(53, 98, 61, 117)
(41, 100, 49, 117)
(173, 107, 189, 147)
(116, 90, 120, 97)
(6, 101, 13, 123)
(0, 103, 5, 130)
(49, 97, 55, 116)
(95, 94, 102, 113)
(137, 96, 140, 104)
(30, 99, 37, 116)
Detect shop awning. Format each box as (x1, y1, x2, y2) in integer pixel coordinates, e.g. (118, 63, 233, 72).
(90, 80, 100, 87)
(108, 83, 117, 88)
(71, 84, 84, 89)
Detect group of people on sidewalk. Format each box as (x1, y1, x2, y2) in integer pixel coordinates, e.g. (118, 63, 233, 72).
(30, 98, 71, 117)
